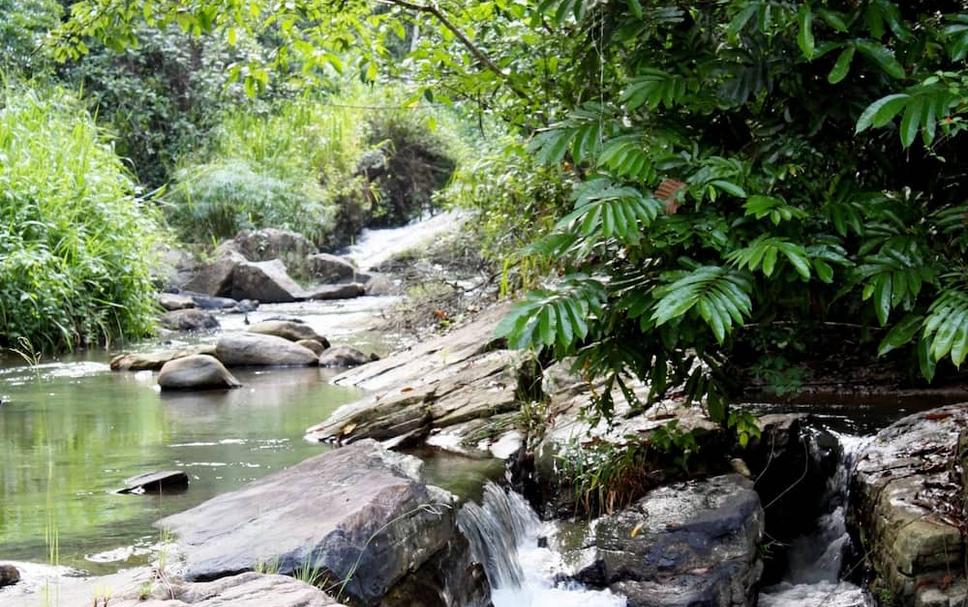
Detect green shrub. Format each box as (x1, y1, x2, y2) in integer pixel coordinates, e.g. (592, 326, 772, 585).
(0, 83, 160, 351)
(165, 88, 463, 248)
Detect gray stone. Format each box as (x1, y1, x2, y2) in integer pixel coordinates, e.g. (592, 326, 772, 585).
(183, 250, 246, 297)
(246, 320, 327, 344)
(852, 404, 968, 605)
(304, 282, 366, 301)
(0, 564, 19, 588)
(153, 243, 198, 291)
(578, 474, 764, 607)
(318, 345, 376, 368)
(106, 573, 345, 607)
(119, 470, 189, 494)
(364, 274, 397, 296)
(296, 339, 327, 356)
(215, 333, 318, 367)
(158, 355, 242, 391)
(308, 253, 358, 283)
(232, 228, 315, 268)
(160, 309, 220, 332)
(182, 292, 241, 310)
(230, 260, 305, 303)
(111, 345, 218, 372)
(157, 441, 480, 606)
(158, 293, 196, 311)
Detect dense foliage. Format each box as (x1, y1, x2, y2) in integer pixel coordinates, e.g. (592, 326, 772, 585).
(45, 1, 968, 421)
(0, 84, 160, 351)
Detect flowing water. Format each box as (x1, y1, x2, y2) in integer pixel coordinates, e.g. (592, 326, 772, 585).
(458, 483, 626, 607)
(343, 210, 463, 271)
(758, 430, 875, 607)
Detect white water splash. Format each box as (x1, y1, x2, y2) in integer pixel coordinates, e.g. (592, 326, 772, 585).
(343, 211, 463, 271)
(758, 432, 874, 607)
(458, 483, 626, 607)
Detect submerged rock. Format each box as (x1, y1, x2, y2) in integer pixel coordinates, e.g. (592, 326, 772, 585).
(158, 355, 241, 391)
(119, 470, 189, 495)
(160, 309, 220, 332)
(157, 440, 488, 606)
(230, 260, 306, 303)
(246, 320, 327, 344)
(577, 474, 764, 607)
(852, 404, 968, 605)
(215, 333, 318, 367)
(318, 345, 377, 368)
(308, 253, 358, 283)
(0, 564, 20, 588)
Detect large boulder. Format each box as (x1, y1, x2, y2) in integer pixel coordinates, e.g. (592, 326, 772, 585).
(158, 355, 241, 391)
(577, 474, 764, 607)
(308, 253, 358, 283)
(183, 250, 246, 297)
(157, 440, 488, 607)
(152, 243, 198, 291)
(229, 260, 305, 303)
(160, 309, 220, 332)
(215, 333, 319, 367)
(852, 404, 968, 606)
(297, 339, 327, 356)
(246, 320, 327, 344)
(232, 228, 315, 270)
(318, 346, 376, 368)
(0, 564, 19, 588)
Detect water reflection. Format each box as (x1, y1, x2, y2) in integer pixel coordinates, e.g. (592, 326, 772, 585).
(0, 358, 360, 574)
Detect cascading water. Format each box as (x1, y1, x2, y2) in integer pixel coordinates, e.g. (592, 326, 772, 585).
(457, 483, 626, 607)
(758, 431, 875, 607)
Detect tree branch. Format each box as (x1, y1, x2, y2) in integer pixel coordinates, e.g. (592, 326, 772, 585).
(378, 0, 533, 103)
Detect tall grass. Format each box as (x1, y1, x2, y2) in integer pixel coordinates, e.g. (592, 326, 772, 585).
(0, 82, 161, 351)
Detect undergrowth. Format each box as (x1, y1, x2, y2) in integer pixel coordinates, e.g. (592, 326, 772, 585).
(0, 82, 160, 351)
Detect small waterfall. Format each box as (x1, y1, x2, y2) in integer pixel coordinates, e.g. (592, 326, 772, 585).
(343, 211, 463, 271)
(457, 482, 626, 607)
(759, 431, 875, 607)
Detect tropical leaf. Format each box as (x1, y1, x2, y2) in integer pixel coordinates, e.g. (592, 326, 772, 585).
(651, 266, 753, 343)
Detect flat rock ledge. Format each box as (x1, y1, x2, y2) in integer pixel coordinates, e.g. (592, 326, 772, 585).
(157, 440, 489, 607)
(852, 403, 968, 606)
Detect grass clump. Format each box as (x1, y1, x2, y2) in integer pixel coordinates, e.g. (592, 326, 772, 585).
(0, 82, 161, 351)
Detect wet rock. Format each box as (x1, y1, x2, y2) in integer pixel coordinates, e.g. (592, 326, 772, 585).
(181, 292, 241, 310)
(183, 250, 246, 297)
(852, 404, 968, 606)
(110, 345, 217, 372)
(308, 253, 358, 283)
(578, 474, 764, 607)
(119, 470, 190, 494)
(158, 293, 196, 311)
(296, 339, 327, 356)
(157, 440, 486, 606)
(0, 564, 20, 588)
(304, 282, 366, 301)
(318, 346, 376, 368)
(158, 355, 241, 391)
(246, 320, 327, 344)
(160, 309, 220, 332)
(215, 333, 318, 367)
(230, 260, 305, 303)
(232, 228, 315, 272)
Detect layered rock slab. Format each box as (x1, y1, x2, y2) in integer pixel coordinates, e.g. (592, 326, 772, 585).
(852, 404, 968, 606)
